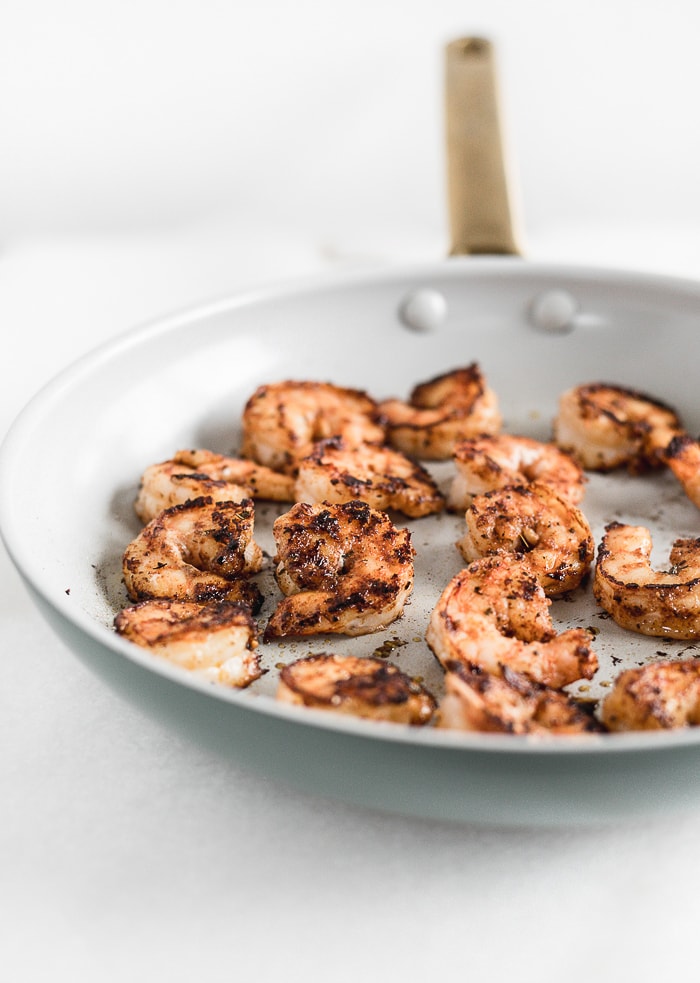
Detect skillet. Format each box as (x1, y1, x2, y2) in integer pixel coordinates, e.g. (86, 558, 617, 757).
(3, 38, 700, 826)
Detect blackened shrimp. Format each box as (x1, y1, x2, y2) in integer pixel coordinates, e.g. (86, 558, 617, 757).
(241, 380, 385, 475)
(438, 661, 602, 735)
(601, 658, 700, 731)
(594, 521, 700, 638)
(378, 364, 501, 460)
(294, 437, 445, 518)
(123, 496, 263, 611)
(447, 433, 585, 511)
(114, 599, 262, 688)
(554, 382, 683, 472)
(264, 500, 414, 638)
(456, 483, 594, 596)
(135, 461, 248, 526)
(663, 433, 700, 510)
(174, 448, 296, 502)
(135, 449, 294, 523)
(426, 556, 598, 689)
(276, 653, 435, 724)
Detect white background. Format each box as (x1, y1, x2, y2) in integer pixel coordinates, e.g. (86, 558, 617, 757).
(4, 2, 700, 981)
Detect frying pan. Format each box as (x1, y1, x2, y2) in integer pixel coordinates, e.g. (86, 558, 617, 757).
(3, 38, 700, 827)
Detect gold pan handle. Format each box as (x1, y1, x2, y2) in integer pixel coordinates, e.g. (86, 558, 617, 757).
(445, 37, 521, 256)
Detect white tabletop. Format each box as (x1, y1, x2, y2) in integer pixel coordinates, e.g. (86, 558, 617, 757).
(5, 3, 700, 980)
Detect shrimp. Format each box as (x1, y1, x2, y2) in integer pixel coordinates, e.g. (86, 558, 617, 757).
(174, 448, 296, 502)
(593, 521, 700, 638)
(241, 380, 386, 475)
(438, 661, 602, 735)
(601, 658, 700, 731)
(123, 496, 264, 611)
(426, 555, 598, 689)
(456, 483, 594, 597)
(554, 382, 683, 472)
(135, 462, 249, 526)
(447, 433, 586, 511)
(264, 500, 414, 638)
(294, 436, 445, 518)
(135, 449, 295, 523)
(663, 433, 700, 510)
(114, 599, 262, 688)
(276, 653, 435, 724)
(378, 364, 501, 460)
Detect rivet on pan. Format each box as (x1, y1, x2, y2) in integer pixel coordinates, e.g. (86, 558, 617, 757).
(398, 288, 448, 333)
(529, 289, 579, 334)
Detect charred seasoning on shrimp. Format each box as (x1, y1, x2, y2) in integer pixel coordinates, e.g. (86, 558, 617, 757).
(264, 500, 415, 638)
(135, 464, 249, 525)
(117, 369, 700, 736)
(663, 433, 700, 511)
(241, 380, 386, 475)
(134, 449, 296, 524)
(115, 598, 262, 688)
(426, 555, 598, 689)
(601, 658, 700, 731)
(594, 521, 700, 638)
(294, 436, 445, 517)
(456, 482, 594, 597)
(378, 364, 501, 460)
(554, 382, 683, 473)
(173, 448, 296, 502)
(447, 433, 586, 510)
(122, 496, 264, 611)
(438, 661, 603, 735)
(277, 653, 436, 724)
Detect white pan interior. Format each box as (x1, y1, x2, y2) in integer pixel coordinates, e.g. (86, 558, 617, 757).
(3, 256, 700, 762)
